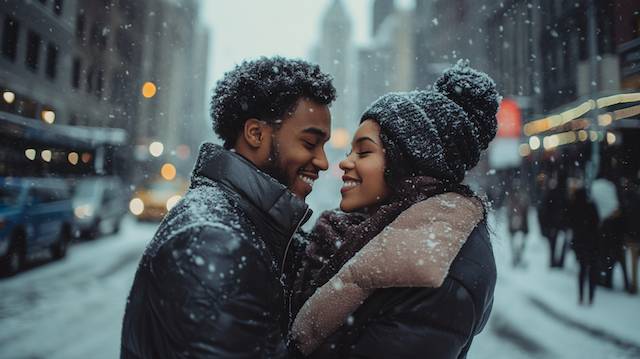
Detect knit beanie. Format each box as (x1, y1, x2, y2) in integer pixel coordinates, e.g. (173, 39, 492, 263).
(360, 59, 500, 185)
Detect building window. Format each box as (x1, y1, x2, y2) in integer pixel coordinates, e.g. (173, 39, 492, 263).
(76, 13, 85, 41)
(26, 31, 42, 72)
(96, 69, 104, 97)
(87, 65, 94, 93)
(72, 57, 81, 88)
(2, 16, 19, 62)
(53, 0, 63, 15)
(45, 43, 58, 79)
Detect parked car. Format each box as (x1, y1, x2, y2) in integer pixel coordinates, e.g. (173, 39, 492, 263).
(129, 177, 188, 222)
(71, 176, 129, 239)
(0, 177, 74, 276)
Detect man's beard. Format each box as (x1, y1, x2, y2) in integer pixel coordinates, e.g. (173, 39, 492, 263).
(263, 139, 291, 187)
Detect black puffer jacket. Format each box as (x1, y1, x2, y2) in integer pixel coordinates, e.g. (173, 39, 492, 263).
(308, 222, 496, 359)
(121, 143, 310, 358)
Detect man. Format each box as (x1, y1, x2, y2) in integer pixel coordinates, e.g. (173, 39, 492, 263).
(121, 56, 335, 358)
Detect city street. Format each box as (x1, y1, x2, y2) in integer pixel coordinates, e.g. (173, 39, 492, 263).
(1, 212, 638, 359)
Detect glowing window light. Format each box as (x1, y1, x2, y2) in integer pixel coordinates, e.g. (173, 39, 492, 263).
(25, 149, 36, 160)
(41, 150, 52, 162)
(41, 110, 56, 124)
(3, 91, 15, 104)
(68, 152, 79, 165)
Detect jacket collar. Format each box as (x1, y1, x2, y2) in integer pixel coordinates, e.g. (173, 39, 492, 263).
(191, 142, 311, 242)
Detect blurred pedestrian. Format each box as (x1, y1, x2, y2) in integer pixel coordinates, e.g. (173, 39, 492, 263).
(539, 175, 569, 268)
(591, 177, 630, 291)
(507, 180, 529, 267)
(568, 188, 599, 305)
(619, 178, 640, 294)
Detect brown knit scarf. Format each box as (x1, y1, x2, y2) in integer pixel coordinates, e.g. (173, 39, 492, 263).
(294, 176, 478, 313)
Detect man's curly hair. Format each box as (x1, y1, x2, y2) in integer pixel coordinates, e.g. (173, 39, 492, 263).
(210, 56, 337, 149)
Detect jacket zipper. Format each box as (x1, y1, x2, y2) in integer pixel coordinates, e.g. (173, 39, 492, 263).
(280, 206, 311, 276)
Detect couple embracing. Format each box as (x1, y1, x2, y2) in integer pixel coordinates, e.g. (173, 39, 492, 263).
(121, 56, 498, 359)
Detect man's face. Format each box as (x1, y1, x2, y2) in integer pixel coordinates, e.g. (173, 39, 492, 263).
(267, 98, 331, 199)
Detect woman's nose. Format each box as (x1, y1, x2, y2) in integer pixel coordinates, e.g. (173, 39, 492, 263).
(339, 158, 354, 171)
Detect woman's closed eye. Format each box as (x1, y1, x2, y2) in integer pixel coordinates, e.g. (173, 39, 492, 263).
(303, 140, 317, 149)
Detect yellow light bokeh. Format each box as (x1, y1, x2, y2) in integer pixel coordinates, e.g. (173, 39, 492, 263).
(161, 163, 177, 181)
(142, 82, 157, 98)
(518, 144, 531, 157)
(330, 128, 350, 149)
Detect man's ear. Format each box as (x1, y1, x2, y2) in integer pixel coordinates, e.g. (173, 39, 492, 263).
(243, 118, 267, 148)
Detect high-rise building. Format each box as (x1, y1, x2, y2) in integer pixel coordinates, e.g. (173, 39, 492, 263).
(358, 5, 415, 113)
(1, 0, 80, 125)
(372, 0, 395, 37)
(313, 0, 356, 133)
(0, 0, 210, 180)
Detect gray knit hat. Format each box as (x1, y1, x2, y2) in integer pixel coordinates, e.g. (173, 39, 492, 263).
(360, 60, 500, 184)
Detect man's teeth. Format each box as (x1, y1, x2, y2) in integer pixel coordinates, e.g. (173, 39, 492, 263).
(343, 181, 360, 188)
(298, 175, 315, 185)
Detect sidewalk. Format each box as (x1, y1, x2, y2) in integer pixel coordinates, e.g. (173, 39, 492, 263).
(483, 208, 640, 356)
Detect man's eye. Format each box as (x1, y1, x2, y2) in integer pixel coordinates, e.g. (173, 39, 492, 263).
(357, 151, 372, 156)
(303, 141, 316, 149)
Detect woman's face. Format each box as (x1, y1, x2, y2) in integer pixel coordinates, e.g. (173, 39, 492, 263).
(339, 119, 391, 212)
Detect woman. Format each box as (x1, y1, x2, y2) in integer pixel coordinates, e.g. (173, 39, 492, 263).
(289, 60, 499, 358)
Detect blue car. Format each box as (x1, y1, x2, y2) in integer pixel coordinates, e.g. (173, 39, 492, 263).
(0, 177, 74, 276)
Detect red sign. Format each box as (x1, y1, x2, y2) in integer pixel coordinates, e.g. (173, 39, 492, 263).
(496, 98, 522, 138)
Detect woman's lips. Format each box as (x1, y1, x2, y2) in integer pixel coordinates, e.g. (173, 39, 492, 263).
(341, 180, 360, 193)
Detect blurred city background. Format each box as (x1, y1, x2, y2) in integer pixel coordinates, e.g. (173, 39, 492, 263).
(0, 0, 639, 358)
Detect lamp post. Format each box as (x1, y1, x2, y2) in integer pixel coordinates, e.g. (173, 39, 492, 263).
(586, 0, 600, 189)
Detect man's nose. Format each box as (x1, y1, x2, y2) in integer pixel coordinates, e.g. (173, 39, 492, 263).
(314, 148, 329, 171)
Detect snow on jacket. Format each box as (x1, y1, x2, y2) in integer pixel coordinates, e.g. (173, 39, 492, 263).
(292, 192, 483, 355)
(120, 143, 310, 359)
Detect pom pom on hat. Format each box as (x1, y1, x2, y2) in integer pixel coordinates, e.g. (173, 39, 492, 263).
(360, 60, 500, 184)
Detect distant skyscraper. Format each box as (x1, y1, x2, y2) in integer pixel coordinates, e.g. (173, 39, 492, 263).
(357, 6, 414, 114)
(372, 0, 395, 36)
(313, 0, 356, 133)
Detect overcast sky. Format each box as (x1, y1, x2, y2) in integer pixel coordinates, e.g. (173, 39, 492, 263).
(201, 0, 375, 88)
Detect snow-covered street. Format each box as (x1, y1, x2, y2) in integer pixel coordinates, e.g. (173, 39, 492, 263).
(1, 212, 639, 359)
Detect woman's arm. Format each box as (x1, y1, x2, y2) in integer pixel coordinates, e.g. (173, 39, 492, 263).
(291, 193, 484, 355)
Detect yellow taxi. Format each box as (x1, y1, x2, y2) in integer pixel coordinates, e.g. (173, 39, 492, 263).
(129, 177, 188, 221)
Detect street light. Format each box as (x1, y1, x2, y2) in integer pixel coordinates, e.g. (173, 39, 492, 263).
(149, 141, 164, 157)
